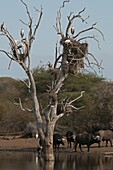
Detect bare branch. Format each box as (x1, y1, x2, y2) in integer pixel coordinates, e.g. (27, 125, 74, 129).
(84, 52, 103, 75)
(53, 0, 71, 37)
(61, 0, 70, 8)
(55, 76, 67, 94)
(54, 3, 87, 38)
(94, 27, 105, 41)
(20, 19, 28, 26)
(54, 91, 85, 118)
(20, 80, 31, 90)
(74, 23, 105, 40)
(66, 13, 76, 37)
(14, 98, 32, 112)
(84, 62, 97, 75)
(32, 7, 43, 38)
(0, 50, 14, 60)
(8, 59, 13, 69)
(28, 6, 43, 49)
(69, 91, 85, 104)
(54, 53, 63, 68)
(77, 7, 86, 16)
(21, 0, 32, 20)
(20, 0, 43, 51)
(56, 113, 64, 120)
(74, 23, 97, 39)
(51, 112, 64, 123)
(70, 105, 85, 110)
(66, 8, 87, 37)
(78, 35, 101, 49)
(87, 52, 103, 69)
(53, 10, 64, 37)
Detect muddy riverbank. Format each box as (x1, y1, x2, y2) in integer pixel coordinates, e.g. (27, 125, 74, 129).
(0, 137, 113, 156)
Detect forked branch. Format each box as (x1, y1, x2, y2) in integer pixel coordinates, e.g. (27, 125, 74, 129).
(56, 91, 85, 119)
(14, 98, 32, 112)
(74, 23, 105, 41)
(20, 0, 43, 51)
(66, 7, 87, 37)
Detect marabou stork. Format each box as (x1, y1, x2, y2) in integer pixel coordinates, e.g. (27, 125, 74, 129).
(20, 28, 24, 38)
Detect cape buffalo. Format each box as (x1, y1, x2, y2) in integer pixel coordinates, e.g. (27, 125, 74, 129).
(97, 130, 113, 147)
(66, 130, 76, 148)
(53, 133, 65, 150)
(75, 133, 100, 152)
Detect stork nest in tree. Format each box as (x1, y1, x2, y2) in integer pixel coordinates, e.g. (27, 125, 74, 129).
(67, 41, 88, 61)
(61, 38, 88, 75)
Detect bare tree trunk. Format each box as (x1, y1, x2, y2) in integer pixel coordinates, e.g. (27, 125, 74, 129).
(26, 70, 45, 139)
(27, 70, 56, 161)
(43, 123, 54, 161)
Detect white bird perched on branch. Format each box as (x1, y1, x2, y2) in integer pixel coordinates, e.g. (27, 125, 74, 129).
(71, 26, 75, 35)
(20, 28, 24, 38)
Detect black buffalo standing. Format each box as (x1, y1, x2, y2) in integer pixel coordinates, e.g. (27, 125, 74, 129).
(66, 130, 76, 148)
(75, 133, 100, 152)
(53, 133, 65, 150)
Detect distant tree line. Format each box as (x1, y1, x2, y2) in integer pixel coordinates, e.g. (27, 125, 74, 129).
(0, 70, 113, 133)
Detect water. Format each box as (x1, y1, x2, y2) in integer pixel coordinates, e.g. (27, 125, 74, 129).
(0, 151, 113, 170)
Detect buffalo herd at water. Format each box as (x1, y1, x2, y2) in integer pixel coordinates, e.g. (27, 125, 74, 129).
(53, 123, 113, 152)
(36, 123, 113, 154)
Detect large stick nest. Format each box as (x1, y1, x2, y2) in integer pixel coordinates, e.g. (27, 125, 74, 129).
(61, 37, 88, 75)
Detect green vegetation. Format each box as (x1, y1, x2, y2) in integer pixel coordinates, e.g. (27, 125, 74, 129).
(0, 70, 113, 133)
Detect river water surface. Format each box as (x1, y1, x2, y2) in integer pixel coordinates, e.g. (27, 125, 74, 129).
(0, 151, 113, 170)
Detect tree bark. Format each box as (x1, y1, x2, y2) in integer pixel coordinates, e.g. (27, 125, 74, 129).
(43, 130, 54, 161)
(26, 70, 45, 140)
(27, 70, 56, 161)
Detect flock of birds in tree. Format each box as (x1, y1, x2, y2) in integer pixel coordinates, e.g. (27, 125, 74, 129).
(0, 21, 75, 46)
(1, 22, 25, 38)
(1, 21, 84, 76)
(0, 21, 77, 65)
(0, 22, 27, 62)
(60, 24, 87, 75)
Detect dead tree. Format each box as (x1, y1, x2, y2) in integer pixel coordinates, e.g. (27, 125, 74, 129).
(0, 0, 104, 161)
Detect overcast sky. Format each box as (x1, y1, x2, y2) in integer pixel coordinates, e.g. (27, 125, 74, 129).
(0, 0, 113, 81)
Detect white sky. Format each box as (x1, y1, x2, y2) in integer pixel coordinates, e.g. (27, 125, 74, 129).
(0, 0, 113, 81)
